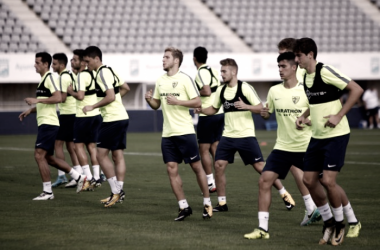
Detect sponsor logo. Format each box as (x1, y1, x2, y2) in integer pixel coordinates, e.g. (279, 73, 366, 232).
(252, 59, 261, 75)
(190, 155, 197, 160)
(129, 59, 139, 76)
(286, 204, 292, 209)
(36, 143, 42, 146)
(160, 93, 180, 97)
(292, 96, 300, 104)
(255, 157, 261, 161)
(327, 164, 336, 168)
(223, 101, 235, 109)
(0, 59, 9, 77)
(371, 57, 379, 74)
(172, 81, 178, 88)
(305, 89, 326, 99)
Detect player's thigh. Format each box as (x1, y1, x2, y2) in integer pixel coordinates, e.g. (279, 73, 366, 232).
(322, 134, 350, 172)
(237, 137, 264, 165)
(215, 136, 236, 164)
(263, 150, 293, 180)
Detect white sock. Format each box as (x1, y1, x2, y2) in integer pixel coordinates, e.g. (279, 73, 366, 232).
(43, 182, 52, 193)
(68, 168, 80, 181)
(92, 165, 100, 180)
(117, 181, 124, 191)
(203, 197, 211, 206)
(101, 170, 104, 175)
(206, 174, 214, 185)
(178, 199, 189, 209)
(332, 205, 344, 222)
(318, 203, 333, 222)
(258, 211, 269, 231)
(343, 202, 358, 224)
(218, 196, 226, 204)
(73, 165, 82, 174)
(278, 187, 286, 195)
(58, 170, 65, 176)
(82, 165, 93, 180)
(107, 177, 119, 194)
(303, 194, 316, 215)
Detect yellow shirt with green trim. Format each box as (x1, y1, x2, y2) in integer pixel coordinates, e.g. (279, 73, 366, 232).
(75, 70, 100, 117)
(195, 64, 223, 116)
(58, 69, 76, 115)
(267, 82, 311, 152)
(95, 66, 128, 122)
(212, 82, 261, 138)
(36, 71, 59, 126)
(153, 70, 199, 137)
(304, 64, 350, 139)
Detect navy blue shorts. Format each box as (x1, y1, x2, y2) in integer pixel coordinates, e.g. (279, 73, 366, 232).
(263, 150, 305, 179)
(215, 136, 264, 165)
(35, 124, 59, 155)
(98, 119, 129, 150)
(56, 114, 76, 141)
(74, 115, 102, 144)
(197, 114, 224, 144)
(304, 134, 350, 172)
(161, 134, 200, 164)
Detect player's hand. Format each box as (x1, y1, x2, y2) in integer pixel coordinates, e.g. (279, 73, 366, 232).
(234, 97, 247, 110)
(323, 114, 342, 128)
(25, 98, 38, 106)
(166, 94, 178, 105)
(145, 89, 153, 101)
(194, 107, 202, 114)
(260, 103, 270, 118)
(19, 109, 31, 121)
(296, 116, 307, 130)
(304, 118, 312, 126)
(82, 105, 94, 115)
(67, 84, 74, 95)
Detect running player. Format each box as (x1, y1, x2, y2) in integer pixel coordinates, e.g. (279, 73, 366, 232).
(67, 49, 103, 190)
(145, 47, 213, 221)
(19, 52, 86, 200)
(198, 58, 294, 213)
(193, 46, 224, 193)
(295, 38, 363, 245)
(82, 46, 130, 208)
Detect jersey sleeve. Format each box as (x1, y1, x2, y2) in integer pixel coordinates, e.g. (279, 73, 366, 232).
(212, 85, 223, 109)
(266, 88, 274, 113)
(77, 72, 86, 91)
(195, 68, 212, 89)
(97, 68, 115, 92)
(321, 65, 351, 90)
(243, 83, 261, 106)
(184, 75, 199, 100)
(153, 80, 160, 100)
(60, 74, 72, 93)
(46, 74, 59, 94)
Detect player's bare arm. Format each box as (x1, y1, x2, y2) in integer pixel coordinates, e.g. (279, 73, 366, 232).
(167, 95, 201, 108)
(25, 91, 62, 106)
(19, 107, 36, 121)
(83, 88, 115, 114)
(61, 91, 67, 103)
(145, 88, 161, 110)
(324, 80, 363, 128)
(260, 103, 271, 119)
(235, 97, 263, 114)
(67, 85, 84, 101)
(296, 108, 310, 130)
(198, 105, 218, 115)
(199, 85, 211, 97)
(120, 83, 130, 97)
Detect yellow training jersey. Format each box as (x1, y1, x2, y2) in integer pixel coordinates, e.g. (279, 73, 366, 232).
(304, 64, 350, 139)
(95, 65, 128, 122)
(75, 70, 100, 117)
(267, 82, 311, 152)
(58, 69, 76, 115)
(36, 71, 59, 126)
(153, 70, 199, 137)
(213, 81, 261, 138)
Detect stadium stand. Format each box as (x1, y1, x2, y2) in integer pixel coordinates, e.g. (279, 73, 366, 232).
(203, 0, 380, 52)
(22, 0, 232, 53)
(0, 1, 46, 53)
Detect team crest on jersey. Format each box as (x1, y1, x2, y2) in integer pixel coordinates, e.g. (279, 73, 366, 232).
(292, 96, 300, 104)
(172, 81, 178, 88)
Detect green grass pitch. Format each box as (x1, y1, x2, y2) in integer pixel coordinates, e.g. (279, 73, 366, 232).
(0, 130, 379, 250)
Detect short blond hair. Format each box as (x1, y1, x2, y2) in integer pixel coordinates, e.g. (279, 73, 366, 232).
(220, 58, 238, 72)
(165, 47, 183, 67)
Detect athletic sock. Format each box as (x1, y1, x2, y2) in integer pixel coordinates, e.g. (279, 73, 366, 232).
(278, 187, 286, 195)
(117, 181, 124, 191)
(218, 196, 226, 205)
(68, 168, 80, 181)
(206, 174, 214, 185)
(107, 177, 119, 194)
(258, 211, 269, 232)
(58, 170, 65, 176)
(43, 182, 52, 193)
(82, 165, 93, 180)
(318, 203, 333, 222)
(203, 197, 211, 206)
(303, 194, 316, 215)
(178, 199, 189, 209)
(73, 165, 82, 174)
(332, 205, 344, 222)
(92, 165, 100, 180)
(343, 202, 358, 224)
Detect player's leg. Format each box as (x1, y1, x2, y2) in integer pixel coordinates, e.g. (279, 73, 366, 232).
(52, 140, 68, 187)
(86, 142, 101, 186)
(111, 149, 126, 203)
(199, 143, 216, 192)
(213, 159, 229, 211)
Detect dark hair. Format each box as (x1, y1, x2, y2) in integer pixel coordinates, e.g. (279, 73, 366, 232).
(52, 53, 68, 66)
(277, 38, 296, 52)
(277, 51, 296, 65)
(220, 58, 238, 72)
(35, 52, 52, 68)
(294, 37, 318, 59)
(84, 46, 102, 61)
(73, 49, 85, 61)
(193, 46, 208, 63)
(165, 47, 183, 67)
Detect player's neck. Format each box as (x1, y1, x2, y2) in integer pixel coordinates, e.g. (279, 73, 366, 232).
(283, 75, 298, 89)
(195, 62, 203, 69)
(167, 67, 179, 77)
(78, 66, 86, 72)
(39, 69, 49, 77)
(227, 78, 238, 87)
(58, 68, 65, 75)
(305, 60, 317, 74)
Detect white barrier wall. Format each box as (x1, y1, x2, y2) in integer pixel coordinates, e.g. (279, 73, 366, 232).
(1, 52, 380, 83)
